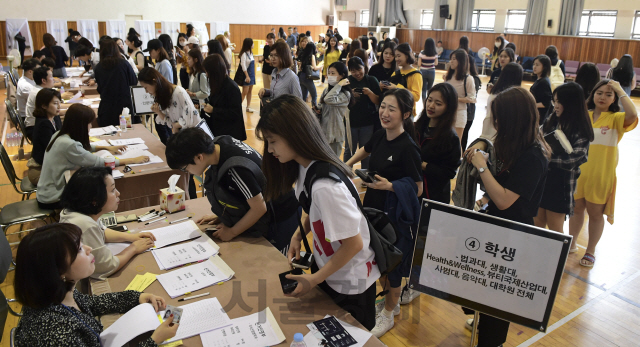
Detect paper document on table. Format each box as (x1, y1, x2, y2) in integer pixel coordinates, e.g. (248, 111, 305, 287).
(117, 149, 163, 167)
(125, 272, 157, 292)
(152, 235, 220, 270)
(109, 137, 146, 146)
(64, 91, 83, 103)
(156, 255, 234, 298)
(159, 298, 232, 343)
(89, 126, 119, 136)
(200, 307, 285, 347)
(99, 303, 160, 347)
(304, 315, 372, 347)
(112, 170, 124, 179)
(90, 140, 110, 147)
(122, 143, 149, 152)
(91, 104, 99, 109)
(150, 220, 203, 249)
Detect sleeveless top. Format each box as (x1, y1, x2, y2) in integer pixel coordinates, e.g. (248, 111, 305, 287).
(419, 53, 436, 70)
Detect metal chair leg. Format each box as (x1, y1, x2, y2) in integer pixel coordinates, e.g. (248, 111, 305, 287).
(7, 299, 22, 316)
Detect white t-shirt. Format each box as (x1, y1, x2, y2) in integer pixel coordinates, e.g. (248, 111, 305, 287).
(25, 85, 44, 127)
(295, 161, 380, 295)
(16, 76, 36, 118)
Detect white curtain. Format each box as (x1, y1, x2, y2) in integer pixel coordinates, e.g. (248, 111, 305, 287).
(46, 20, 69, 58)
(161, 21, 181, 50)
(369, 0, 379, 26)
(210, 22, 229, 40)
(384, 0, 407, 26)
(558, 0, 584, 36)
(5, 19, 34, 60)
(106, 20, 126, 39)
(135, 20, 156, 51)
(188, 21, 210, 44)
(77, 20, 99, 47)
(524, 0, 547, 34)
(454, 0, 475, 31)
(432, 0, 449, 30)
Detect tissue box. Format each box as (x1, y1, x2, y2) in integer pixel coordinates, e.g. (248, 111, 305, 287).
(159, 187, 186, 213)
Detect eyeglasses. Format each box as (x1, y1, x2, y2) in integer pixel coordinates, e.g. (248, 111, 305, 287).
(179, 164, 189, 173)
(123, 165, 132, 173)
(269, 54, 279, 59)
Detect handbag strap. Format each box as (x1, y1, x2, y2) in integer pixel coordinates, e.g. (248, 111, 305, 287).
(297, 217, 313, 253)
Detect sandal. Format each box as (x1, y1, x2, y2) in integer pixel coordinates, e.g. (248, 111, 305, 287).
(580, 253, 595, 267)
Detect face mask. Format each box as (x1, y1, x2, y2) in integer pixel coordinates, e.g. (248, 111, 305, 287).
(327, 76, 338, 85)
(495, 42, 501, 48)
(179, 41, 186, 46)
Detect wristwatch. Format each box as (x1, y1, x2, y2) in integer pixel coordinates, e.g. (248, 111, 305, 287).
(478, 167, 488, 173)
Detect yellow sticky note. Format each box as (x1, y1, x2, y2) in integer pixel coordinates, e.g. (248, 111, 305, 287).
(163, 341, 183, 347)
(125, 272, 157, 292)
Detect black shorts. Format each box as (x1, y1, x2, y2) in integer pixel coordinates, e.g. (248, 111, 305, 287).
(539, 167, 571, 215)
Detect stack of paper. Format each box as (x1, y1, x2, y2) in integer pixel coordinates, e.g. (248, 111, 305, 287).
(152, 236, 220, 270)
(112, 169, 124, 179)
(200, 308, 286, 347)
(89, 126, 119, 136)
(156, 255, 234, 298)
(149, 220, 203, 249)
(109, 138, 146, 146)
(125, 272, 157, 292)
(116, 149, 163, 167)
(164, 298, 232, 343)
(304, 316, 373, 347)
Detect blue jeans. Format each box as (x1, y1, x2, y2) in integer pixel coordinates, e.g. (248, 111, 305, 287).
(298, 72, 317, 107)
(343, 125, 374, 169)
(421, 69, 435, 102)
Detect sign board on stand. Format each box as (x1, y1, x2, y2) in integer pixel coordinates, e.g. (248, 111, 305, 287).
(409, 200, 571, 332)
(130, 86, 155, 116)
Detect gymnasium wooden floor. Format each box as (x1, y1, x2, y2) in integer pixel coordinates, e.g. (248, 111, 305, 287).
(1, 69, 640, 347)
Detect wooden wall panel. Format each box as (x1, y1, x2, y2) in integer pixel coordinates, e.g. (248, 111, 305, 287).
(228, 24, 329, 52)
(0, 22, 6, 57)
(155, 23, 162, 31)
(98, 22, 106, 38)
(28, 21, 47, 55)
(349, 27, 368, 40)
(180, 23, 187, 34)
(392, 29, 640, 67)
(67, 22, 77, 32)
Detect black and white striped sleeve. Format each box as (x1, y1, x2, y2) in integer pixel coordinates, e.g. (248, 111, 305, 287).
(228, 167, 262, 200)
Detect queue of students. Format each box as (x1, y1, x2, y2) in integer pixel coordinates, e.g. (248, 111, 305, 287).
(8, 29, 640, 347)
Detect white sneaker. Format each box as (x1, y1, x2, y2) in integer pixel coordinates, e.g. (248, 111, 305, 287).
(465, 318, 474, 331)
(375, 299, 401, 316)
(399, 287, 421, 305)
(371, 311, 395, 338)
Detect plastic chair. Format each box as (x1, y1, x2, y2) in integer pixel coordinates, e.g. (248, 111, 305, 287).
(521, 57, 534, 73)
(4, 100, 31, 146)
(0, 142, 36, 200)
(565, 60, 579, 78)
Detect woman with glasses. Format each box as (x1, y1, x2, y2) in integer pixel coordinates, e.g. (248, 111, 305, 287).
(258, 41, 302, 102)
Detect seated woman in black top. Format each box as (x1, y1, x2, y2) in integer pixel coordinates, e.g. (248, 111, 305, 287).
(94, 39, 138, 127)
(14, 223, 178, 346)
(202, 54, 246, 141)
(466, 87, 550, 347)
(530, 55, 553, 124)
(487, 47, 514, 91)
(42, 33, 69, 78)
(27, 88, 62, 186)
(415, 83, 462, 204)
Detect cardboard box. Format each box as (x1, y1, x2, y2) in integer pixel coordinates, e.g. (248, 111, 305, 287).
(160, 187, 186, 213)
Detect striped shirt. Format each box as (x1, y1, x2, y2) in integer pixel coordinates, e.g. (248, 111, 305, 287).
(419, 53, 437, 70)
(268, 68, 302, 99)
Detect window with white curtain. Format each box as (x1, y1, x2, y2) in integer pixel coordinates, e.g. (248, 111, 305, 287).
(632, 11, 640, 39)
(471, 10, 496, 32)
(579, 10, 617, 37)
(505, 10, 527, 33)
(360, 10, 370, 27)
(420, 10, 434, 29)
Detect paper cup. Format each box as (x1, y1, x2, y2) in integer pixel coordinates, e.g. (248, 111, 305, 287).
(103, 155, 116, 169)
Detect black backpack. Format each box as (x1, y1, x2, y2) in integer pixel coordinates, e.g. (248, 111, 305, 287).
(297, 161, 403, 276)
(389, 69, 421, 89)
(205, 136, 270, 238)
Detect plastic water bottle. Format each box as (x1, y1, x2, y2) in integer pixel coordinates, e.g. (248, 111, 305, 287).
(7, 132, 15, 147)
(60, 86, 65, 94)
(16, 132, 23, 147)
(119, 114, 127, 133)
(290, 333, 306, 347)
